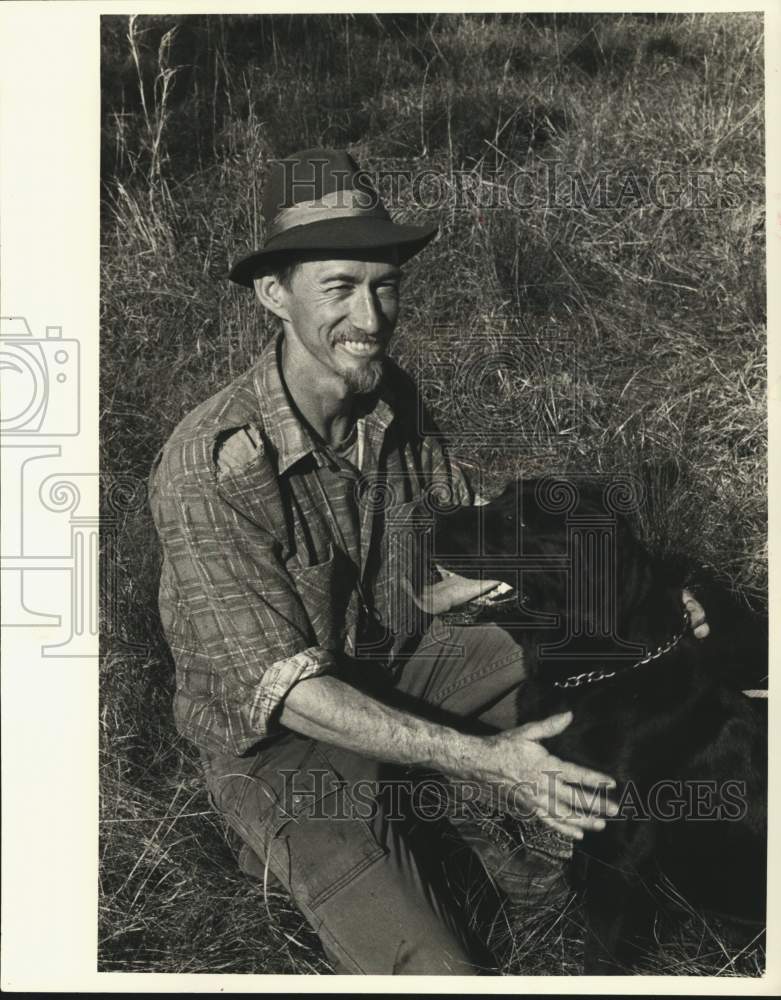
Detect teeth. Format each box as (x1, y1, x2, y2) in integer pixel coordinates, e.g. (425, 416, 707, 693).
(339, 340, 378, 355)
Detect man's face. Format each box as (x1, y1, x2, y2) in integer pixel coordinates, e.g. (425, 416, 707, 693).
(274, 252, 401, 394)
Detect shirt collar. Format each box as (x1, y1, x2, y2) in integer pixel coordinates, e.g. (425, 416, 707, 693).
(253, 330, 397, 475)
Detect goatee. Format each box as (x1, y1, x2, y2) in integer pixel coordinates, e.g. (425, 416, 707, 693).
(343, 359, 384, 394)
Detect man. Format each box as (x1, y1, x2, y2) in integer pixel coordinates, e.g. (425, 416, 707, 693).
(149, 149, 709, 974)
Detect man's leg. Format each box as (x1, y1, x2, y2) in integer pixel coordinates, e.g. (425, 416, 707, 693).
(392, 618, 528, 728)
(390, 619, 574, 901)
(201, 734, 496, 975)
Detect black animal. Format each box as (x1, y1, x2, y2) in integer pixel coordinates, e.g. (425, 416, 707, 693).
(429, 476, 767, 973)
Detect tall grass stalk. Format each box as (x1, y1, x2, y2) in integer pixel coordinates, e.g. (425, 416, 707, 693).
(100, 12, 766, 974)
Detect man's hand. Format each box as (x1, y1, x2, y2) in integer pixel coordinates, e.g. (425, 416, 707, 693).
(403, 567, 503, 615)
(471, 711, 619, 840)
(405, 570, 709, 638)
(281, 678, 618, 841)
(683, 589, 709, 639)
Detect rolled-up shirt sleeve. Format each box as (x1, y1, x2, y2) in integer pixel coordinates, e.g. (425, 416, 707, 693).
(246, 647, 334, 738)
(153, 484, 338, 754)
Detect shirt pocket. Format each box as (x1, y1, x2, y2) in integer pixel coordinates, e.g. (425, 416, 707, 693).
(289, 543, 357, 651)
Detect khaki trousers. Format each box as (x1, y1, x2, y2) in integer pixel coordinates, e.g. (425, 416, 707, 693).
(201, 620, 528, 975)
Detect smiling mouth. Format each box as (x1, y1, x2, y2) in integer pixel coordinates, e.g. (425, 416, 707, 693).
(335, 338, 384, 358)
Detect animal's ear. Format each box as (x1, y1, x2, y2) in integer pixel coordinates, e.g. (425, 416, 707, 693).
(478, 479, 518, 506)
(496, 478, 528, 500)
(492, 479, 522, 510)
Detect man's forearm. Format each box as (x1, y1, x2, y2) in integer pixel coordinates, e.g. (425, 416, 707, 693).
(278, 671, 619, 838)
(278, 673, 483, 780)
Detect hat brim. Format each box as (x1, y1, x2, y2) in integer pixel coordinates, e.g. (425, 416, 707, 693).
(228, 217, 438, 287)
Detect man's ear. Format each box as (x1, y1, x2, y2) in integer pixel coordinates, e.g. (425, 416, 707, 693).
(254, 275, 291, 322)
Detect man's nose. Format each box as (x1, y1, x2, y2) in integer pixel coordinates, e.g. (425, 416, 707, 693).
(349, 287, 383, 335)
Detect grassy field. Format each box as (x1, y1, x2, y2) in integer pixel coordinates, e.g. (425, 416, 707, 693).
(99, 13, 766, 975)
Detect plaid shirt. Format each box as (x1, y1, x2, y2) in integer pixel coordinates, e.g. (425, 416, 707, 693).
(149, 331, 474, 757)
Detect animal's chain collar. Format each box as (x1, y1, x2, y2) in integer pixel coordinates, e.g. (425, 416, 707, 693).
(552, 608, 692, 690)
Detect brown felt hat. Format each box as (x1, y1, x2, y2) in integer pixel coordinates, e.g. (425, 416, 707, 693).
(228, 148, 438, 287)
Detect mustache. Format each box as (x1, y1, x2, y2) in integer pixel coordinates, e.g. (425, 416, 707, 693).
(332, 330, 386, 345)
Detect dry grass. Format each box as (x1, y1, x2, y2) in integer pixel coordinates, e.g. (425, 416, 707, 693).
(100, 12, 766, 974)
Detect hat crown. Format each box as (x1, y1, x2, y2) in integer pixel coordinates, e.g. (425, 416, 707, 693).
(228, 147, 438, 287)
(262, 148, 379, 224)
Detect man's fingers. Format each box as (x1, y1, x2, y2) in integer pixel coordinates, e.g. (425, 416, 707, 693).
(539, 781, 617, 825)
(410, 573, 504, 615)
(533, 800, 605, 837)
(433, 564, 457, 578)
(536, 812, 584, 841)
(401, 577, 431, 613)
(518, 711, 573, 741)
(557, 760, 617, 792)
(682, 589, 704, 625)
(450, 576, 503, 601)
(683, 589, 710, 639)
(531, 777, 616, 820)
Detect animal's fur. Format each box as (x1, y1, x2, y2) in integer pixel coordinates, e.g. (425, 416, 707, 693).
(429, 477, 767, 973)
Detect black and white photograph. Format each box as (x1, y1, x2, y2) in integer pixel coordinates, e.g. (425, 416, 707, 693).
(0, 3, 776, 990)
(96, 10, 770, 978)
